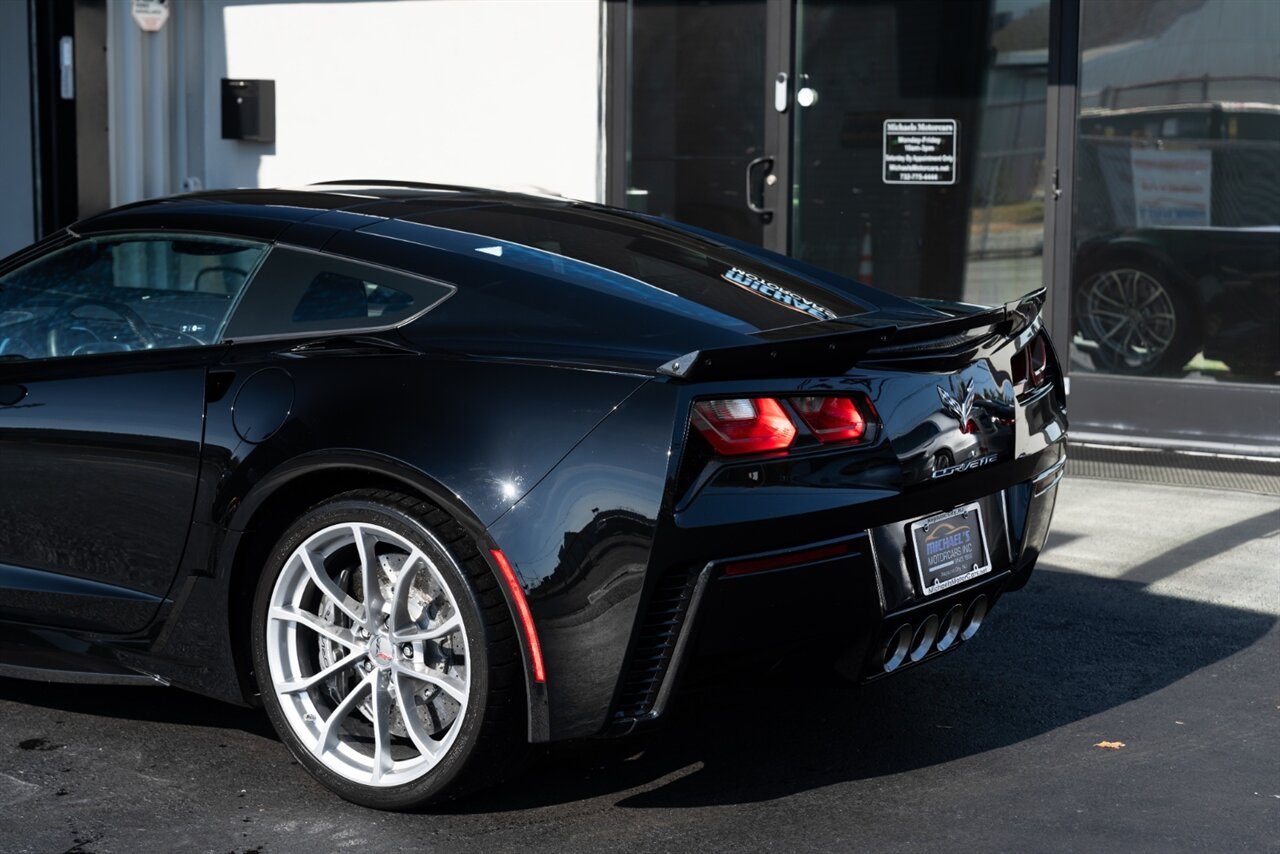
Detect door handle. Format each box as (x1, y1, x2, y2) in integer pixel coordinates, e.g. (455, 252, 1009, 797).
(59, 37, 75, 100)
(0, 384, 28, 406)
(745, 155, 775, 219)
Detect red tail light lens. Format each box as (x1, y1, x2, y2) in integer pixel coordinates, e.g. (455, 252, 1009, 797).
(1012, 331, 1050, 387)
(792, 396, 867, 443)
(1029, 334, 1048, 384)
(691, 397, 796, 455)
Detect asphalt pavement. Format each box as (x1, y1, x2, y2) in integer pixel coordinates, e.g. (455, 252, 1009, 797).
(2, 474, 1277, 853)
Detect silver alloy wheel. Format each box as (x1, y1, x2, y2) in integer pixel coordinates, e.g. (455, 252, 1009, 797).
(1078, 267, 1178, 371)
(265, 521, 470, 788)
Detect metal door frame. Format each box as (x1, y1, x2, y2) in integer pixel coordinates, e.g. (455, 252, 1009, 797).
(760, 0, 792, 253)
(1042, 0, 1078, 371)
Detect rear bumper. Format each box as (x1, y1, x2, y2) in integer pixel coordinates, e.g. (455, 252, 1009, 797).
(607, 445, 1064, 733)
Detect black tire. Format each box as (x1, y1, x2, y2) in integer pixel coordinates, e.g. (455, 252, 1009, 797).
(1074, 256, 1201, 376)
(250, 489, 525, 809)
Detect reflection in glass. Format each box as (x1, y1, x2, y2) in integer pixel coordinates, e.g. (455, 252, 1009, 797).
(625, 0, 767, 245)
(1072, 0, 1280, 383)
(791, 0, 1050, 308)
(0, 235, 266, 360)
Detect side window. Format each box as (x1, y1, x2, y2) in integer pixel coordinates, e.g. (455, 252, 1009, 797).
(0, 234, 267, 360)
(222, 248, 454, 340)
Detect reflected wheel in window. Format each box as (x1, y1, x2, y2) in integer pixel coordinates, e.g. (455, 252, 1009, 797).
(1074, 258, 1200, 376)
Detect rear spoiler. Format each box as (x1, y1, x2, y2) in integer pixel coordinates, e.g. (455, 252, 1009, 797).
(657, 288, 1046, 381)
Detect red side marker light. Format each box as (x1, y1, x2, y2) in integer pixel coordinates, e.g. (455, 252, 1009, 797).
(692, 397, 797, 455)
(722, 542, 852, 577)
(490, 548, 546, 683)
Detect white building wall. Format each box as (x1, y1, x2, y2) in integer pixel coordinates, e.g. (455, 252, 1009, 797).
(106, 0, 604, 206)
(204, 0, 603, 199)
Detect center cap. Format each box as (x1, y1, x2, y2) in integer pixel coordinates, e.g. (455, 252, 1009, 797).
(368, 633, 394, 668)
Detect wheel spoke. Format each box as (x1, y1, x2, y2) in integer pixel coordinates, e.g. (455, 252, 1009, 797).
(1138, 288, 1165, 309)
(1091, 286, 1126, 309)
(394, 673, 441, 760)
(1120, 323, 1139, 354)
(319, 670, 374, 752)
(1122, 271, 1139, 306)
(276, 649, 361, 694)
(393, 612, 463, 644)
(393, 661, 467, 704)
(1141, 323, 1173, 348)
(1098, 317, 1130, 346)
(299, 547, 365, 625)
(353, 524, 385, 627)
(371, 674, 395, 784)
(389, 549, 426, 627)
(1105, 271, 1128, 304)
(269, 605, 361, 651)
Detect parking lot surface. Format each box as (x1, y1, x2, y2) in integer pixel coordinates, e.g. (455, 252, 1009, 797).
(2, 475, 1277, 853)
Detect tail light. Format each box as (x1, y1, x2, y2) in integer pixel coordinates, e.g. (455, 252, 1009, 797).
(1029, 334, 1048, 383)
(691, 398, 796, 455)
(1012, 331, 1050, 387)
(792, 395, 867, 442)
(691, 395, 874, 456)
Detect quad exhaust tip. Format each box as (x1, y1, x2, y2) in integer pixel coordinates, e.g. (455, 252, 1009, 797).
(879, 594, 989, 673)
(882, 624, 912, 673)
(909, 614, 939, 663)
(936, 604, 965, 652)
(961, 595, 988, 642)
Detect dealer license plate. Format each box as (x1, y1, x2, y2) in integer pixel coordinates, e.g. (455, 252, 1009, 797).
(910, 502, 992, 597)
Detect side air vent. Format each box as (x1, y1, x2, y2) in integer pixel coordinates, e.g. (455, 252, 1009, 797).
(611, 566, 701, 721)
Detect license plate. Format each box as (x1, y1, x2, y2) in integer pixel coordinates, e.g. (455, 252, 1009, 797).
(909, 502, 992, 597)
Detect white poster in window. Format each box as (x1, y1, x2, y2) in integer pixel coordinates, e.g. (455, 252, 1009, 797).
(1130, 149, 1212, 228)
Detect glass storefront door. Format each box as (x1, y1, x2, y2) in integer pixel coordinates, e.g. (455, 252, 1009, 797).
(790, 0, 1050, 306)
(620, 0, 781, 248)
(621, 0, 1053, 307)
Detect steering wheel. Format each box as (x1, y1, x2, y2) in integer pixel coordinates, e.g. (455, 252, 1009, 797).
(46, 296, 158, 357)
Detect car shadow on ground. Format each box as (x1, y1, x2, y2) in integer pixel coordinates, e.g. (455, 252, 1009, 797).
(0, 675, 277, 740)
(453, 568, 1276, 812)
(0, 568, 1273, 813)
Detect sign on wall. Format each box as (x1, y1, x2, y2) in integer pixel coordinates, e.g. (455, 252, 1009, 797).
(131, 0, 170, 33)
(883, 119, 957, 185)
(1130, 149, 1212, 228)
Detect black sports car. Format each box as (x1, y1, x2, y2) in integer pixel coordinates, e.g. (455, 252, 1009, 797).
(0, 183, 1066, 809)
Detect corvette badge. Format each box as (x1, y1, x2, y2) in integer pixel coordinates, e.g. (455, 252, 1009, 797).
(938, 380, 977, 433)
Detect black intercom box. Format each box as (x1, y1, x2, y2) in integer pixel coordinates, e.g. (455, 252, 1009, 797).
(221, 79, 276, 143)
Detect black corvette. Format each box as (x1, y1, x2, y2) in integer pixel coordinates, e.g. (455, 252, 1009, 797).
(0, 183, 1066, 808)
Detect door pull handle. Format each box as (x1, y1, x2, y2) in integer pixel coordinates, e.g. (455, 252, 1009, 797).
(745, 155, 775, 220)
